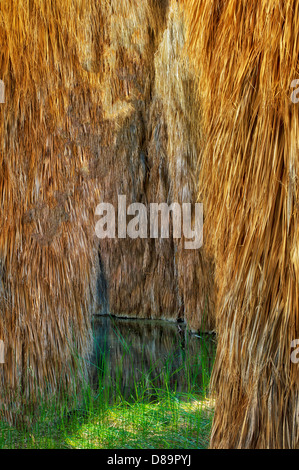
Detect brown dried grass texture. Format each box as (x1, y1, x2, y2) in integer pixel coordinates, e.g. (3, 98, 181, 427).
(95, 0, 178, 322)
(154, 2, 215, 331)
(0, 0, 216, 425)
(185, 0, 299, 448)
(0, 0, 107, 424)
(97, 0, 215, 332)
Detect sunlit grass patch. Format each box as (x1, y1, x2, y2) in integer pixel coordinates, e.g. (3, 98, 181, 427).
(65, 395, 214, 449)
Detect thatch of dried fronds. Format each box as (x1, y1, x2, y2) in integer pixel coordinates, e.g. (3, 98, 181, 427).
(185, 0, 299, 448)
(0, 0, 217, 425)
(95, 0, 178, 322)
(99, 0, 169, 122)
(0, 0, 108, 424)
(154, 1, 215, 331)
(97, 0, 215, 332)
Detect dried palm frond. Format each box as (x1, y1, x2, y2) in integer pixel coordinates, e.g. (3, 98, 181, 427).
(0, 0, 215, 426)
(97, 0, 215, 332)
(0, 0, 107, 424)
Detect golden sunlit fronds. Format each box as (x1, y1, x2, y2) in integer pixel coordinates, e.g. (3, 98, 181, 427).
(185, 0, 299, 449)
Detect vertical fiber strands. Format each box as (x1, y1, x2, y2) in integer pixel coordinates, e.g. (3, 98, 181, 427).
(153, 1, 215, 331)
(0, 0, 106, 424)
(97, 0, 215, 332)
(185, 0, 299, 448)
(95, 0, 179, 322)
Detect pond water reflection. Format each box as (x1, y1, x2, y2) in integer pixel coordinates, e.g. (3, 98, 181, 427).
(89, 316, 216, 402)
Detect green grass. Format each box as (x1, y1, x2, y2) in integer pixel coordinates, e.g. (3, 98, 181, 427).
(65, 395, 214, 449)
(0, 318, 215, 449)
